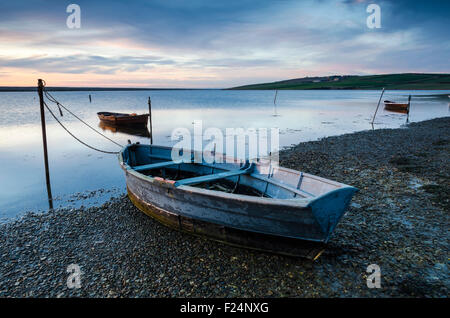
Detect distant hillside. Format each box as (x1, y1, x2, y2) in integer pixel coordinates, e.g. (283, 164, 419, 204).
(229, 73, 450, 90)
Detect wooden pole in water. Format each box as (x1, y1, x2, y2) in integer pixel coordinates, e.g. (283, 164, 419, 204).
(406, 95, 411, 123)
(273, 90, 278, 116)
(371, 87, 385, 125)
(37, 79, 53, 209)
(148, 97, 153, 145)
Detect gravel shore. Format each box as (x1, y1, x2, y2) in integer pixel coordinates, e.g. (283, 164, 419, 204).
(1, 117, 449, 297)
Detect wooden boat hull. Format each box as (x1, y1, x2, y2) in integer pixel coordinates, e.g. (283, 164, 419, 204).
(384, 101, 409, 114)
(119, 144, 357, 258)
(97, 112, 149, 126)
(127, 186, 325, 259)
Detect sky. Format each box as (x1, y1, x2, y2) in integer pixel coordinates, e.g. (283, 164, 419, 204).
(0, 0, 449, 88)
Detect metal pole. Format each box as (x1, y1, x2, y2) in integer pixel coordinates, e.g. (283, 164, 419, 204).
(371, 87, 385, 125)
(37, 79, 53, 209)
(148, 97, 153, 145)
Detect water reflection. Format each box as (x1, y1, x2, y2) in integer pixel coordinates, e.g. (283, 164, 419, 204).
(0, 89, 449, 219)
(98, 121, 151, 138)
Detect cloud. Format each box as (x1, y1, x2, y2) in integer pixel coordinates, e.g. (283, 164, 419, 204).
(0, 0, 448, 87)
(0, 54, 175, 74)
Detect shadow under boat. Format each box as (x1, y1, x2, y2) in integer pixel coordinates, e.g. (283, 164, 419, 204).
(98, 121, 151, 138)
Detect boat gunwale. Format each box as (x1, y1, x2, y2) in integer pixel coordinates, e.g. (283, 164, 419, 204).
(123, 165, 312, 207)
(97, 111, 149, 118)
(118, 144, 357, 208)
(383, 101, 409, 106)
(122, 143, 351, 188)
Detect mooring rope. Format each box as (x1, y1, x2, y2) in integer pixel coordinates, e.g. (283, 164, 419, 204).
(43, 101, 121, 154)
(42, 86, 123, 148)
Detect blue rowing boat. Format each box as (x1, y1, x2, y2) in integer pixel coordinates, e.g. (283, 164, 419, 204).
(119, 144, 357, 259)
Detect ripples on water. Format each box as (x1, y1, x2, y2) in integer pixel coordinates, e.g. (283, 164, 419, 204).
(0, 89, 448, 218)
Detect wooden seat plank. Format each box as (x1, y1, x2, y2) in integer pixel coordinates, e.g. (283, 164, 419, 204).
(175, 164, 253, 186)
(133, 161, 179, 172)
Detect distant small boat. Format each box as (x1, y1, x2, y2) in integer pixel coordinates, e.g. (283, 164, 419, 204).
(119, 144, 358, 259)
(384, 100, 409, 114)
(97, 112, 149, 126)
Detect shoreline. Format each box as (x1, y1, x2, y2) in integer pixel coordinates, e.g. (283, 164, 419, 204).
(1, 87, 450, 93)
(1, 117, 448, 297)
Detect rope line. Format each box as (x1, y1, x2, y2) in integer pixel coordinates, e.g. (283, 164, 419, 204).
(43, 88, 123, 148)
(43, 101, 121, 155)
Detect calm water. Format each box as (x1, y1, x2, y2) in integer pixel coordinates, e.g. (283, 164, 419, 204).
(0, 89, 449, 219)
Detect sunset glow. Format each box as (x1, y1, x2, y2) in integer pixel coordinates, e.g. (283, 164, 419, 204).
(0, 0, 449, 88)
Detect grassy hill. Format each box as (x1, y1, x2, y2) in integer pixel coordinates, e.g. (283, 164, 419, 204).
(229, 73, 450, 90)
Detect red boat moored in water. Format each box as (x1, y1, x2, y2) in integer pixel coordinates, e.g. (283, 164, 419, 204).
(97, 112, 149, 126)
(384, 100, 410, 114)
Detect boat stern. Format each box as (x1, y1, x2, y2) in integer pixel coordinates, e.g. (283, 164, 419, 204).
(307, 186, 358, 242)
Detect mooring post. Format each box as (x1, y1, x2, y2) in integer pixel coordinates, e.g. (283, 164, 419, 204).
(37, 79, 53, 209)
(371, 87, 385, 125)
(406, 95, 411, 123)
(273, 90, 278, 116)
(148, 96, 153, 145)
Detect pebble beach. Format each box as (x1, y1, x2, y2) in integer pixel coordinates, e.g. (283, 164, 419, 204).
(1, 117, 448, 298)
